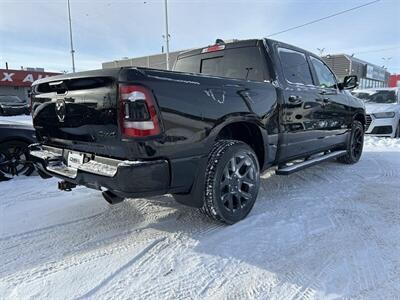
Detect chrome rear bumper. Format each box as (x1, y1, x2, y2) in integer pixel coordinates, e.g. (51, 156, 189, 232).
(29, 144, 170, 197)
(30, 145, 121, 178)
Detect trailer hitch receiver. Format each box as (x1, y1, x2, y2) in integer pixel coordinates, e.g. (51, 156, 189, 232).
(58, 180, 76, 191)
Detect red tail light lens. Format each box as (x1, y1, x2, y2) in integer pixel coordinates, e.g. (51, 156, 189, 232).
(201, 44, 225, 53)
(119, 85, 161, 137)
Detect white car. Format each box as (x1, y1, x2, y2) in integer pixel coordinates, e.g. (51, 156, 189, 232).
(352, 88, 400, 138)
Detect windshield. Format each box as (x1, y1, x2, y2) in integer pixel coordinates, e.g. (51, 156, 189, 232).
(351, 90, 397, 104)
(0, 96, 25, 103)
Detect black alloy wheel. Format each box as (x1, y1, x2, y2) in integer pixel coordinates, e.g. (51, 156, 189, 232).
(351, 124, 364, 158)
(219, 152, 258, 214)
(395, 122, 400, 138)
(0, 141, 34, 180)
(201, 140, 260, 224)
(338, 120, 364, 164)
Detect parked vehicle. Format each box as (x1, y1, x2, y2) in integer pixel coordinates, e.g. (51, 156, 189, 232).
(29, 39, 365, 223)
(0, 121, 36, 180)
(0, 96, 30, 116)
(351, 88, 400, 138)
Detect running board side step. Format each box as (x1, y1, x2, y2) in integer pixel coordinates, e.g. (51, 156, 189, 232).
(275, 150, 347, 175)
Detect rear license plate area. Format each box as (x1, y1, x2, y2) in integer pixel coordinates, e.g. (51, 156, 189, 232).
(67, 151, 84, 169)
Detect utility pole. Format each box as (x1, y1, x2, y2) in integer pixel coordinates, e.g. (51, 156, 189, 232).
(317, 48, 325, 57)
(67, 0, 76, 73)
(164, 0, 170, 70)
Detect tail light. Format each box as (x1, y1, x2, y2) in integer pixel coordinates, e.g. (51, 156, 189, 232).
(201, 44, 225, 53)
(119, 85, 161, 137)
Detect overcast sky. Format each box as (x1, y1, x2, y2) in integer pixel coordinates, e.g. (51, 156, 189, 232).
(1, 0, 399, 74)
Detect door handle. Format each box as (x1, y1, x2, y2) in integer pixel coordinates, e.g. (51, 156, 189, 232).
(288, 95, 303, 104)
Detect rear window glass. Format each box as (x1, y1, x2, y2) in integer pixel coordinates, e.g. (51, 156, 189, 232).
(351, 90, 397, 104)
(174, 46, 267, 82)
(36, 77, 113, 93)
(0, 96, 24, 103)
(278, 47, 313, 85)
(201, 56, 223, 76)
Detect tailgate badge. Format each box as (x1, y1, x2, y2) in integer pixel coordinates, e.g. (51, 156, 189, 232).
(55, 99, 66, 122)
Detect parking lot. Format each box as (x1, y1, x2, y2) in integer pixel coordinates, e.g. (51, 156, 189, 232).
(1, 124, 399, 299)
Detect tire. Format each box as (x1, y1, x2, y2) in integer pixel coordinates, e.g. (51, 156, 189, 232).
(337, 120, 364, 164)
(200, 140, 260, 224)
(0, 141, 35, 179)
(395, 122, 400, 138)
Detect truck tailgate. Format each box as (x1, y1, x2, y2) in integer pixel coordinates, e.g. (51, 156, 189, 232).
(31, 69, 124, 158)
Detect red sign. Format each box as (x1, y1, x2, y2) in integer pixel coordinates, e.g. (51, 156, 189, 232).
(389, 74, 400, 88)
(0, 69, 61, 88)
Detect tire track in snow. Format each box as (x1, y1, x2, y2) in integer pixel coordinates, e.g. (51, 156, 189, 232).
(1, 231, 164, 288)
(76, 237, 167, 299)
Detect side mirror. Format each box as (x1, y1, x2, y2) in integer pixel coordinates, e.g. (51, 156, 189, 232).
(339, 75, 358, 90)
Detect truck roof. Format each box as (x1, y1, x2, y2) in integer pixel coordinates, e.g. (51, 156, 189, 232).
(177, 39, 263, 59)
(177, 38, 321, 61)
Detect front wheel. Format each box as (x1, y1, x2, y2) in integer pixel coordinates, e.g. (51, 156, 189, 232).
(395, 122, 400, 138)
(337, 120, 364, 164)
(200, 140, 260, 224)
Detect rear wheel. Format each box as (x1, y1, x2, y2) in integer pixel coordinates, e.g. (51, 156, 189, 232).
(200, 140, 260, 224)
(338, 120, 364, 164)
(0, 141, 35, 180)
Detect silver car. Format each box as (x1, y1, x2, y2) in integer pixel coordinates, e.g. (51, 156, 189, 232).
(352, 88, 400, 138)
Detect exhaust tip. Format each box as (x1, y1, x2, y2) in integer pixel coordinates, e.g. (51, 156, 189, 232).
(102, 190, 124, 205)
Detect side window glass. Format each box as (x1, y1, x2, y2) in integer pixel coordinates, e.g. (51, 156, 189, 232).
(174, 56, 200, 73)
(310, 57, 337, 88)
(278, 47, 313, 85)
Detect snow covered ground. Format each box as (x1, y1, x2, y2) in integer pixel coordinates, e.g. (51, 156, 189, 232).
(1, 121, 400, 299)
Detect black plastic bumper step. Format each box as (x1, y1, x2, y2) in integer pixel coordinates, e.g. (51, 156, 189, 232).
(275, 150, 347, 175)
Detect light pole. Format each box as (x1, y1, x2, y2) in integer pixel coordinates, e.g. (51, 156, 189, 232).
(67, 0, 76, 73)
(164, 0, 170, 70)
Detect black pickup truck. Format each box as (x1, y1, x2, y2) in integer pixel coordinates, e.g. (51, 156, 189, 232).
(29, 38, 365, 224)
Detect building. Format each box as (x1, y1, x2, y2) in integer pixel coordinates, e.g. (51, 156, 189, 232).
(102, 51, 182, 70)
(389, 74, 400, 87)
(0, 68, 61, 103)
(322, 54, 390, 89)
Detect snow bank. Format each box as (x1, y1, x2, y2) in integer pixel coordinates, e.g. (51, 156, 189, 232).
(364, 135, 400, 151)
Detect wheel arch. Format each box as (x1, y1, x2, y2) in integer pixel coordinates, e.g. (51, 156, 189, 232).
(353, 112, 366, 128)
(215, 121, 265, 169)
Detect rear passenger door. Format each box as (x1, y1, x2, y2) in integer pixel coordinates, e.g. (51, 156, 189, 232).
(308, 55, 350, 145)
(278, 47, 328, 160)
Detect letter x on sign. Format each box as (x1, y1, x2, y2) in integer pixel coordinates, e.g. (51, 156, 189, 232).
(2, 72, 15, 82)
